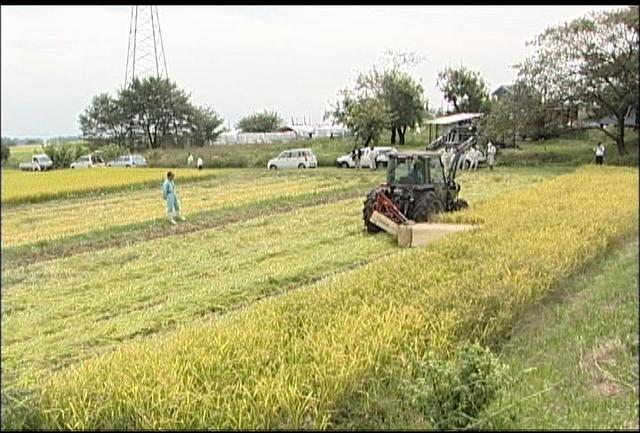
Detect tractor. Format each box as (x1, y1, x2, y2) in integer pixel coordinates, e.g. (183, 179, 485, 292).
(363, 150, 468, 233)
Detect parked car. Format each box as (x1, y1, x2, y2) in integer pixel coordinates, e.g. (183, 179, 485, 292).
(107, 154, 147, 168)
(19, 153, 53, 171)
(70, 154, 105, 169)
(336, 146, 397, 168)
(267, 148, 317, 170)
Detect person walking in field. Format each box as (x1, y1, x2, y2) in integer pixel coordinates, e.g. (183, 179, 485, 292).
(486, 141, 497, 171)
(354, 147, 362, 170)
(187, 152, 194, 167)
(593, 142, 606, 166)
(162, 171, 186, 225)
(197, 156, 204, 170)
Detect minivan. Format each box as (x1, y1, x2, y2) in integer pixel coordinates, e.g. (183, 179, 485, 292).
(267, 148, 317, 170)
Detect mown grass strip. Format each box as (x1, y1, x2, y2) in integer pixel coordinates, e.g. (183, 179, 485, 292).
(0, 187, 363, 268)
(1, 171, 380, 247)
(9, 166, 636, 429)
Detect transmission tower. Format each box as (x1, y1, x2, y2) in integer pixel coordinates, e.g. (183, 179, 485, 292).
(124, 6, 168, 88)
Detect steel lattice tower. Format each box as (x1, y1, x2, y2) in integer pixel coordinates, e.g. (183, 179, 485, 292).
(124, 6, 168, 88)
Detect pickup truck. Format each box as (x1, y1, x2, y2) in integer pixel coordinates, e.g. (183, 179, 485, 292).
(19, 154, 53, 171)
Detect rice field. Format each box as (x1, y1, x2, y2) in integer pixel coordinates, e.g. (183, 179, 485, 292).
(0, 167, 217, 204)
(0, 167, 562, 249)
(1, 164, 636, 429)
(1, 174, 368, 247)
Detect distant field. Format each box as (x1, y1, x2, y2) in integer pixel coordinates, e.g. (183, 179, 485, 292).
(0, 167, 217, 204)
(4, 144, 44, 168)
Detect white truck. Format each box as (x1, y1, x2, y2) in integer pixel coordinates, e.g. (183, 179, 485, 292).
(19, 153, 53, 171)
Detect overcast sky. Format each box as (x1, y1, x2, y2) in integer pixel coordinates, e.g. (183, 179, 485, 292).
(1, 5, 623, 138)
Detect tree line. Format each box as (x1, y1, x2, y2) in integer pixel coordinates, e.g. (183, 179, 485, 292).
(327, 6, 638, 155)
(78, 6, 637, 156)
(79, 77, 225, 151)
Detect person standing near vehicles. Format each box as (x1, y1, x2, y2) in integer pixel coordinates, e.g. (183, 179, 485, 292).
(162, 171, 186, 225)
(486, 141, 497, 171)
(593, 142, 606, 166)
(368, 146, 378, 170)
(354, 147, 362, 170)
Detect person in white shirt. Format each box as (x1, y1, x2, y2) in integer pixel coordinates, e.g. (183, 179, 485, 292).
(187, 152, 194, 167)
(471, 147, 483, 170)
(465, 148, 476, 170)
(197, 156, 204, 170)
(486, 142, 497, 171)
(593, 142, 605, 166)
(368, 146, 378, 170)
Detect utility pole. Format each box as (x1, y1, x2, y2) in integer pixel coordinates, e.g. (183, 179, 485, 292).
(124, 6, 168, 88)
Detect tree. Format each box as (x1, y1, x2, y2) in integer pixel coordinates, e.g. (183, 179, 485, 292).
(236, 110, 283, 132)
(42, 142, 89, 169)
(358, 50, 427, 145)
(329, 89, 391, 147)
(331, 50, 426, 145)
(482, 80, 565, 144)
(518, 6, 639, 155)
(1, 137, 18, 147)
(437, 66, 491, 113)
(380, 70, 426, 144)
(78, 77, 220, 150)
(78, 93, 127, 146)
(1, 143, 10, 165)
(187, 105, 225, 146)
(119, 77, 192, 149)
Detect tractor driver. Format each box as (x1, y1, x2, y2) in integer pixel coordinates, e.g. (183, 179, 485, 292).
(410, 159, 424, 183)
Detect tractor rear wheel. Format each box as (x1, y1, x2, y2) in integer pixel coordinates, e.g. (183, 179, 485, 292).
(363, 187, 385, 233)
(413, 191, 444, 222)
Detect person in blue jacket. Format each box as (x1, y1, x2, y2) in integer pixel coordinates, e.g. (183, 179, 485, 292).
(162, 171, 185, 224)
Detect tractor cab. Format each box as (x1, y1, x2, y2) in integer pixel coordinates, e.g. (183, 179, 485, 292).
(363, 150, 468, 233)
(387, 152, 446, 186)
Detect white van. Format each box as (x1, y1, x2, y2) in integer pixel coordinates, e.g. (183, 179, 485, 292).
(267, 148, 317, 170)
(70, 154, 105, 169)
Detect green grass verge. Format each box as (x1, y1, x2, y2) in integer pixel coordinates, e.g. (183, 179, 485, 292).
(478, 235, 639, 430)
(498, 129, 639, 168)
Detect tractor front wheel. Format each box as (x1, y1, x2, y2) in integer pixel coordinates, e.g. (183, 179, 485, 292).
(413, 191, 444, 222)
(362, 187, 385, 233)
